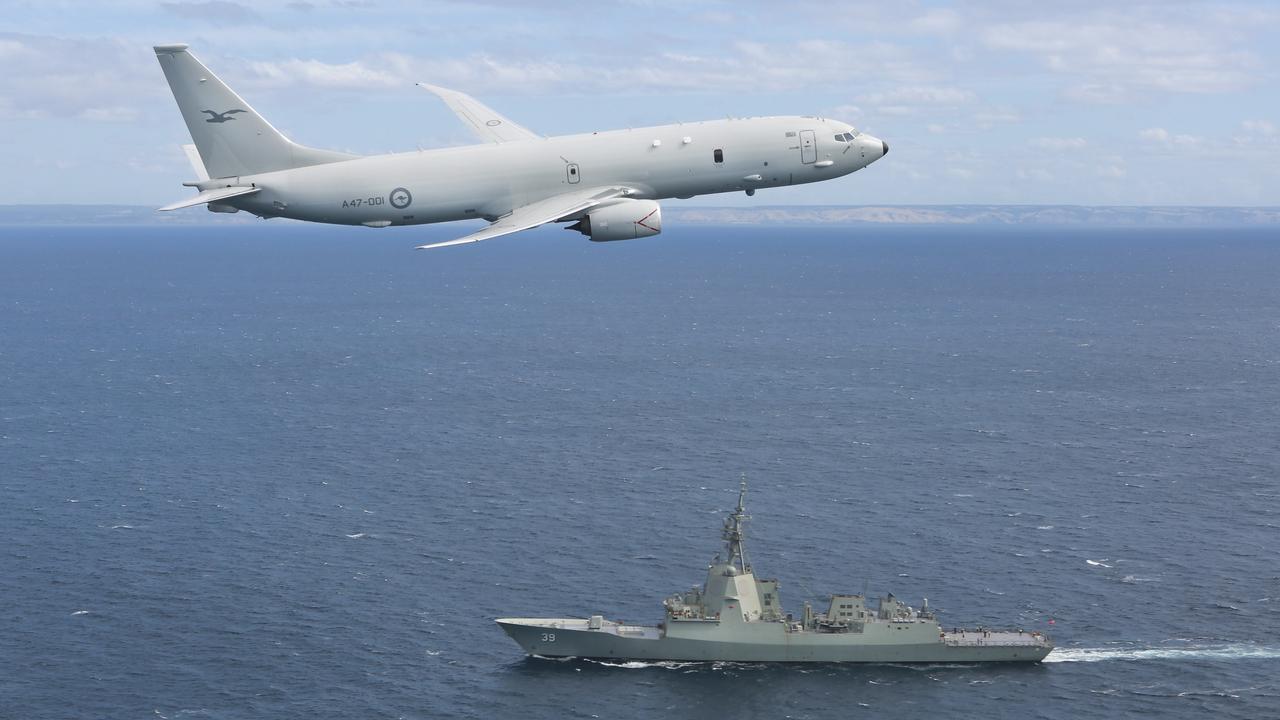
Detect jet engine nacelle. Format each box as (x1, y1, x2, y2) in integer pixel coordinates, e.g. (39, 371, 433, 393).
(567, 199, 662, 242)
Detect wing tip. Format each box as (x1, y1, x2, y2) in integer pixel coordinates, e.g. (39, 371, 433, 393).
(415, 238, 476, 250)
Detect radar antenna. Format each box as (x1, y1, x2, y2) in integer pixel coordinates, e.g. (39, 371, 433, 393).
(722, 479, 751, 573)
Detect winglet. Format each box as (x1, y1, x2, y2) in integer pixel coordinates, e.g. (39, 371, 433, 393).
(417, 83, 541, 144)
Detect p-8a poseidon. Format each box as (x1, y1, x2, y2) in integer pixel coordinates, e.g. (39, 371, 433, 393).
(154, 45, 888, 249)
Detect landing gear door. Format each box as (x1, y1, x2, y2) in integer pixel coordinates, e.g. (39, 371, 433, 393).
(799, 130, 816, 164)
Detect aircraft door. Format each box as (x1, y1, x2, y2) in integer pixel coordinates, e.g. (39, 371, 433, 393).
(799, 130, 816, 164)
(566, 163, 581, 184)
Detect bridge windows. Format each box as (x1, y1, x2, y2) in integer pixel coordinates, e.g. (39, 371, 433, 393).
(713, 148, 724, 164)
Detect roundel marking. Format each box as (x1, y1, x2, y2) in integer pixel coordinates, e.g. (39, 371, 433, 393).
(389, 187, 413, 209)
(485, 119, 502, 127)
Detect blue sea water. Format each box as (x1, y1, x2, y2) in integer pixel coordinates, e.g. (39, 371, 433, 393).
(1, 223, 1278, 719)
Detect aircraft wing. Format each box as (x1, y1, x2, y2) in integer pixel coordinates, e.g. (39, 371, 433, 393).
(417, 83, 541, 144)
(416, 187, 631, 250)
(159, 185, 260, 211)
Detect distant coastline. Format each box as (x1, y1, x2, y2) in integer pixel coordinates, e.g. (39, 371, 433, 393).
(2, 203, 1279, 227)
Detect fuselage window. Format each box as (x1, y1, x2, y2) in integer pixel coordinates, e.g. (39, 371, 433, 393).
(713, 148, 724, 164)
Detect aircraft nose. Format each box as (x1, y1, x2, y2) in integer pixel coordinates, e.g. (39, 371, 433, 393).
(861, 134, 888, 163)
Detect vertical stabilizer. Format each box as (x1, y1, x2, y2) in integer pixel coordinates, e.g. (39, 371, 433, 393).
(153, 44, 354, 178)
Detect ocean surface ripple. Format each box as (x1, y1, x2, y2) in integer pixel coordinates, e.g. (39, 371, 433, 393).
(2, 225, 1277, 719)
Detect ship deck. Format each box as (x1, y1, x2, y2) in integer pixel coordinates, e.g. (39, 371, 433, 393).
(941, 628, 1050, 648)
(498, 617, 661, 640)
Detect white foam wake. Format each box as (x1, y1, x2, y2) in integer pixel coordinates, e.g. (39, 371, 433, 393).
(1045, 644, 1280, 663)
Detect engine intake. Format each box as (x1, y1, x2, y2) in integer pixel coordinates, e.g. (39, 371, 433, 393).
(567, 199, 662, 242)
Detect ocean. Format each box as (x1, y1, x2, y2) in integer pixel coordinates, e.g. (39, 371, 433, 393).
(2, 223, 1277, 719)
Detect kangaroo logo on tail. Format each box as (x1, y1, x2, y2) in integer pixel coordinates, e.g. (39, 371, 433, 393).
(202, 108, 245, 123)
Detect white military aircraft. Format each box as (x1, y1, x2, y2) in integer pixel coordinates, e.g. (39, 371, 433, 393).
(155, 44, 888, 249)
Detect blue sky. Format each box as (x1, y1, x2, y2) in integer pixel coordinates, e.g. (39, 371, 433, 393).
(2, 0, 1278, 206)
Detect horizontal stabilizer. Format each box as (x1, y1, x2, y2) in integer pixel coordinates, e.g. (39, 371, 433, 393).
(416, 186, 631, 249)
(159, 185, 260, 211)
(182, 144, 210, 181)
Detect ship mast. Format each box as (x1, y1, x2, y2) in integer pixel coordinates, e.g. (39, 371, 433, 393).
(722, 480, 751, 573)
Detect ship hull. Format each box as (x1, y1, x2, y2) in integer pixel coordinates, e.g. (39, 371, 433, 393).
(497, 619, 1052, 663)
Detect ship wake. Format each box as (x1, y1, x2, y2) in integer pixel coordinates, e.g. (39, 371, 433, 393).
(1045, 644, 1280, 663)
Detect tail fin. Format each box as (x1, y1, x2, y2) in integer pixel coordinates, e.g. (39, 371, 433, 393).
(153, 44, 354, 178)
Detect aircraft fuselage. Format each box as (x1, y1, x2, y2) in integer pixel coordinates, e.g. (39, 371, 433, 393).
(219, 116, 884, 227)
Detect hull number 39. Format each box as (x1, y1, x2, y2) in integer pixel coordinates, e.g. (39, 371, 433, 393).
(540, 633, 556, 642)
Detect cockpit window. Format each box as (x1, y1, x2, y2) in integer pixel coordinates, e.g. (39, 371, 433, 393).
(835, 134, 846, 142)
(842, 132, 856, 141)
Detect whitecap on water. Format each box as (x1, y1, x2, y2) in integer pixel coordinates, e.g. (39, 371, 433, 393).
(345, 533, 366, 539)
(587, 659, 705, 670)
(70, 610, 90, 616)
(1086, 559, 1112, 568)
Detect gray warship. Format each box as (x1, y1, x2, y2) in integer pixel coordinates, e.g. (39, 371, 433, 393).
(497, 483, 1053, 663)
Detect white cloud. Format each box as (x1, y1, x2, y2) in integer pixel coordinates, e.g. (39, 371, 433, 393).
(1139, 127, 1170, 142)
(0, 33, 161, 120)
(830, 104, 863, 120)
(1232, 119, 1280, 150)
(248, 58, 400, 89)
(971, 108, 1021, 129)
(236, 39, 937, 97)
(982, 11, 1263, 101)
(1062, 83, 1131, 105)
(1030, 137, 1088, 151)
(1241, 119, 1276, 136)
(160, 1, 260, 25)
(80, 106, 140, 122)
(859, 86, 975, 106)
(908, 9, 962, 35)
(1139, 127, 1201, 146)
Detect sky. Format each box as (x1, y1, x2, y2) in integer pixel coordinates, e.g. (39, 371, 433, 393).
(2, 0, 1278, 207)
